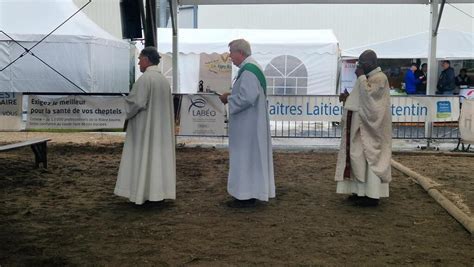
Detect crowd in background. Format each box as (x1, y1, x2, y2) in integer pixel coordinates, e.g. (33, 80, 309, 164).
(401, 60, 472, 95)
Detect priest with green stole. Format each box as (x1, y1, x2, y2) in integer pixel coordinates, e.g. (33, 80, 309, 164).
(219, 39, 275, 208)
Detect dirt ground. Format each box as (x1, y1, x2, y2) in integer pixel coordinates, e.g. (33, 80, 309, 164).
(0, 132, 473, 266)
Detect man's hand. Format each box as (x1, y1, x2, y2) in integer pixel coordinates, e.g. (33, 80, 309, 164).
(339, 90, 349, 103)
(219, 92, 230, 104)
(355, 67, 365, 78)
(123, 119, 128, 132)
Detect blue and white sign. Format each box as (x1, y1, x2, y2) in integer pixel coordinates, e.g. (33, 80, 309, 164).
(268, 95, 343, 121)
(0, 92, 22, 131)
(436, 101, 452, 119)
(179, 94, 226, 136)
(267, 95, 459, 122)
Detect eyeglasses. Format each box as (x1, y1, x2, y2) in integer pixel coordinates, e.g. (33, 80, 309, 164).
(356, 61, 367, 67)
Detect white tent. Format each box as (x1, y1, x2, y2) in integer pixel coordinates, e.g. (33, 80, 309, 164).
(166, 1, 470, 95)
(342, 29, 474, 59)
(157, 28, 339, 95)
(0, 0, 131, 93)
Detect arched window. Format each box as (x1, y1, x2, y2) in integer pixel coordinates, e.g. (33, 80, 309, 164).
(264, 55, 308, 95)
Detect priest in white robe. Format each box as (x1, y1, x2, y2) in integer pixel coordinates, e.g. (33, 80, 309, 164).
(335, 50, 392, 207)
(219, 39, 275, 208)
(114, 47, 176, 205)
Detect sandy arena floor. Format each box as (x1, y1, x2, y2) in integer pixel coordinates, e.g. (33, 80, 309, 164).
(0, 132, 473, 265)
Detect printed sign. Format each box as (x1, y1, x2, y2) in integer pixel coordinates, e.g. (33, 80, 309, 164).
(459, 88, 474, 103)
(198, 53, 232, 94)
(267, 95, 460, 122)
(268, 95, 343, 121)
(26, 95, 126, 129)
(178, 94, 226, 136)
(339, 60, 357, 93)
(5, 94, 461, 133)
(459, 99, 474, 143)
(436, 101, 452, 119)
(0, 92, 22, 131)
(390, 96, 459, 122)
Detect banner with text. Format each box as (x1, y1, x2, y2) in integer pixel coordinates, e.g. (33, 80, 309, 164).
(269, 95, 343, 121)
(199, 53, 232, 94)
(339, 60, 357, 93)
(0, 92, 22, 131)
(26, 95, 126, 129)
(459, 99, 474, 143)
(267, 95, 459, 122)
(178, 94, 226, 136)
(459, 88, 474, 103)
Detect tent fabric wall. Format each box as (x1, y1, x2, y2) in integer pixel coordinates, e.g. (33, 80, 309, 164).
(0, 0, 131, 93)
(157, 28, 339, 95)
(342, 29, 474, 60)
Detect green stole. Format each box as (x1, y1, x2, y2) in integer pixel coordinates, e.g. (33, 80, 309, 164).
(236, 63, 267, 95)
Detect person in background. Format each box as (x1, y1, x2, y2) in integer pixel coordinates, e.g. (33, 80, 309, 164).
(414, 63, 427, 95)
(404, 63, 420, 94)
(219, 39, 275, 208)
(455, 68, 471, 88)
(336, 50, 392, 207)
(114, 47, 176, 205)
(436, 60, 456, 95)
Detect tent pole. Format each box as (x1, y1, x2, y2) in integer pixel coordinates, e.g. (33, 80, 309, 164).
(159, 0, 167, 27)
(170, 0, 179, 93)
(193, 5, 198, 28)
(139, 0, 147, 42)
(424, 0, 440, 150)
(427, 0, 439, 96)
(434, 0, 446, 35)
(145, 0, 157, 47)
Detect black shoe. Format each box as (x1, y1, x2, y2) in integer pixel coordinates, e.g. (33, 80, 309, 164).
(354, 196, 379, 207)
(347, 194, 360, 202)
(226, 198, 256, 208)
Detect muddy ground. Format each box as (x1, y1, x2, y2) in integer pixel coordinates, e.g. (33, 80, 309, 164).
(0, 133, 473, 266)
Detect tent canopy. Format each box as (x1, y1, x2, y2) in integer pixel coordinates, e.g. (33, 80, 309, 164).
(158, 28, 339, 55)
(342, 29, 474, 60)
(0, 0, 131, 93)
(157, 28, 340, 95)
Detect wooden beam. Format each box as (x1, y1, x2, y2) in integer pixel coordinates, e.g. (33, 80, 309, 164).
(392, 159, 474, 235)
(178, 0, 473, 4)
(178, 0, 427, 5)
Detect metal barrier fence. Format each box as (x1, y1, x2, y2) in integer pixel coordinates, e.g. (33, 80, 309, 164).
(266, 94, 460, 140)
(269, 121, 460, 139)
(10, 93, 461, 141)
(270, 121, 341, 138)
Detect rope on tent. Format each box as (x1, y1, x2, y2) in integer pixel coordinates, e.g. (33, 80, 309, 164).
(0, 0, 92, 93)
